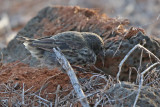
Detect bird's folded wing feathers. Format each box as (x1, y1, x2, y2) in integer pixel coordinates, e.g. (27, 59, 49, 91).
(30, 37, 84, 52)
(30, 38, 57, 52)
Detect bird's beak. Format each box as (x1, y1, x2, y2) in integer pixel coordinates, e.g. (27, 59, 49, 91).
(99, 49, 105, 67)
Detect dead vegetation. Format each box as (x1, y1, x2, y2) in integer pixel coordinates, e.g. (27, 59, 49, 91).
(0, 44, 159, 106)
(0, 3, 160, 107)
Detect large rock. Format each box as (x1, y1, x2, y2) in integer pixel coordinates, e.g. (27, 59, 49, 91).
(105, 82, 160, 107)
(96, 28, 160, 81)
(1, 6, 160, 81)
(0, 6, 128, 66)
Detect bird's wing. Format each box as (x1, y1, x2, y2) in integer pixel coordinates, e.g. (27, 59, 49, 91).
(30, 36, 85, 52)
(62, 47, 96, 65)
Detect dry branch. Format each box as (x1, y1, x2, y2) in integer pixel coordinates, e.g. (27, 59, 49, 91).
(54, 85, 60, 107)
(133, 62, 160, 107)
(53, 47, 90, 107)
(117, 44, 160, 82)
(116, 44, 160, 107)
(22, 83, 25, 105)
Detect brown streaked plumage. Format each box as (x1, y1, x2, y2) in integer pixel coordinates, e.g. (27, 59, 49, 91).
(17, 31, 104, 69)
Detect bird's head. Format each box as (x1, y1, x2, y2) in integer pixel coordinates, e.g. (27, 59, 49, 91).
(82, 32, 105, 56)
(82, 32, 105, 66)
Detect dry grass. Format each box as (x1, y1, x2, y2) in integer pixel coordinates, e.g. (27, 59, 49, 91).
(0, 44, 159, 107)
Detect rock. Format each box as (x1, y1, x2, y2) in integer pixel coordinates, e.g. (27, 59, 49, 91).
(105, 82, 160, 107)
(0, 6, 128, 66)
(96, 27, 160, 81)
(1, 6, 160, 82)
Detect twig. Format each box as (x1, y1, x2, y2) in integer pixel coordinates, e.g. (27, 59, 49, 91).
(137, 49, 144, 76)
(133, 62, 160, 107)
(53, 47, 90, 107)
(77, 90, 100, 101)
(54, 85, 60, 107)
(116, 44, 160, 106)
(34, 94, 52, 107)
(104, 90, 136, 104)
(117, 44, 139, 82)
(129, 68, 132, 82)
(92, 65, 104, 73)
(117, 44, 160, 82)
(25, 86, 34, 93)
(22, 83, 25, 105)
(113, 40, 123, 57)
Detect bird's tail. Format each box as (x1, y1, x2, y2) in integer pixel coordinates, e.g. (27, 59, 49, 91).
(16, 36, 44, 59)
(16, 36, 35, 42)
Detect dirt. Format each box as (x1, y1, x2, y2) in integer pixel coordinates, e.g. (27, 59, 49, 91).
(0, 5, 160, 107)
(0, 61, 92, 92)
(0, 62, 67, 91)
(106, 82, 160, 107)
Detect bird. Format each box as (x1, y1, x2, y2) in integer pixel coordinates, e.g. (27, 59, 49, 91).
(16, 31, 105, 70)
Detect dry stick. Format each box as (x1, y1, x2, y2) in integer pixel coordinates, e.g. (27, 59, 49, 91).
(117, 44, 160, 107)
(129, 68, 132, 82)
(25, 86, 34, 93)
(117, 44, 160, 82)
(133, 62, 160, 107)
(22, 83, 25, 105)
(54, 85, 60, 107)
(113, 40, 123, 57)
(34, 95, 52, 107)
(53, 47, 90, 107)
(136, 49, 144, 84)
(117, 44, 139, 82)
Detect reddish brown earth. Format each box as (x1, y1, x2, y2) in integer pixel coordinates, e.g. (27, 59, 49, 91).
(0, 5, 160, 106)
(0, 61, 92, 92)
(0, 5, 158, 92)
